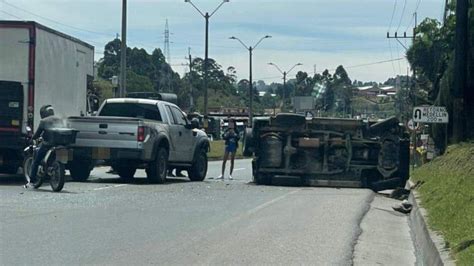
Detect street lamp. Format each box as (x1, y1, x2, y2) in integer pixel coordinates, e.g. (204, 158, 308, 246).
(184, 0, 230, 121)
(268, 62, 302, 102)
(229, 35, 271, 126)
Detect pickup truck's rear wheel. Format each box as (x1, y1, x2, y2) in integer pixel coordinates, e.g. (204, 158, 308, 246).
(146, 147, 168, 184)
(116, 166, 136, 183)
(69, 160, 91, 182)
(188, 149, 207, 182)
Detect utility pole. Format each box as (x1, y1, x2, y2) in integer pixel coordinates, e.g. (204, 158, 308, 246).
(187, 47, 194, 110)
(387, 12, 417, 106)
(387, 13, 417, 170)
(164, 19, 173, 92)
(443, 0, 450, 24)
(268, 62, 303, 108)
(164, 19, 171, 65)
(119, 0, 127, 98)
(184, 0, 230, 121)
(230, 35, 272, 126)
(452, 0, 468, 142)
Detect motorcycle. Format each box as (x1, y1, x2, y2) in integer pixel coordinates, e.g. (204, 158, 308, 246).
(23, 127, 78, 192)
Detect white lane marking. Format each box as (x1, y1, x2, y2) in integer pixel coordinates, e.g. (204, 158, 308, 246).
(233, 168, 245, 171)
(93, 184, 127, 191)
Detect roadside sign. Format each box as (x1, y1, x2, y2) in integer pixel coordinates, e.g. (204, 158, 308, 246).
(413, 106, 449, 123)
(407, 119, 419, 131)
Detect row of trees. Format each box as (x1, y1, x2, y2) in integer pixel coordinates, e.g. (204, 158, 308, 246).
(95, 38, 362, 116)
(406, 2, 473, 147)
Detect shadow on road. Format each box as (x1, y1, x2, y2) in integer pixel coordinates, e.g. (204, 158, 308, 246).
(0, 174, 25, 186)
(83, 175, 191, 185)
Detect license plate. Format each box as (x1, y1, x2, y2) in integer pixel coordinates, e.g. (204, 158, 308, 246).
(56, 149, 70, 164)
(8, 102, 19, 108)
(92, 147, 110, 160)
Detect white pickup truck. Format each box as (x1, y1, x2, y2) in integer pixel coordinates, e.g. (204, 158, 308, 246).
(67, 98, 210, 183)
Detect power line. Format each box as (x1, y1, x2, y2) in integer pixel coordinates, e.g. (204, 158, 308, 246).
(396, 0, 407, 32)
(388, 0, 398, 31)
(388, 39, 397, 76)
(255, 58, 406, 81)
(0, 10, 22, 20)
(2, 1, 112, 36)
(405, 0, 422, 32)
(340, 58, 405, 70)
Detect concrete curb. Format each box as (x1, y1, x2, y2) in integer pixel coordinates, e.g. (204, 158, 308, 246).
(407, 181, 455, 266)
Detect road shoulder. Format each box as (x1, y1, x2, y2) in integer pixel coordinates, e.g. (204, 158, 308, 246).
(353, 195, 416, 265)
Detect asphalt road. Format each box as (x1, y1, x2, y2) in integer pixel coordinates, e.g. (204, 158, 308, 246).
(0, 159, 416, 265)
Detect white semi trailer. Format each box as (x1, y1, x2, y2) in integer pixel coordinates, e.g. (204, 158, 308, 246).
(0, 21, 94, 174)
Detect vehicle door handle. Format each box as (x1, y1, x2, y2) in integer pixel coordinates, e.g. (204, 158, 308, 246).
(98, 131, 107, 135)
(179, 131, 182, 136)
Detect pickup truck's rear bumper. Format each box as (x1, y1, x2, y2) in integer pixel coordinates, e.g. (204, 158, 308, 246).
(72, 147, 149, 162)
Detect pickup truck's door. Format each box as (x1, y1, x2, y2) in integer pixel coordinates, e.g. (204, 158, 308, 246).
(167, 106, 195, 162)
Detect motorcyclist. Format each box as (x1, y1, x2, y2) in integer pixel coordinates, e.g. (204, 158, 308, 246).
(25, 105, 63, 188)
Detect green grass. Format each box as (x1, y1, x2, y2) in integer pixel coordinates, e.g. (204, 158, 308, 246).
(411, 142, 474, 265)
(208, 140, 244, 160)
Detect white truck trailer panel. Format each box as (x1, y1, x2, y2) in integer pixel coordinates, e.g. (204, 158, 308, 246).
(34, 26, 94, 128)
(0, 21, 94, 133)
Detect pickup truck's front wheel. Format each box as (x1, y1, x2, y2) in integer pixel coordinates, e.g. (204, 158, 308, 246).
(188, 149, 207, 182)
(146, 147, 168, 184)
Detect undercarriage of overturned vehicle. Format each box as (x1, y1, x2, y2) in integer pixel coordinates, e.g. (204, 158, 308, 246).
(244, 114, 410, 191)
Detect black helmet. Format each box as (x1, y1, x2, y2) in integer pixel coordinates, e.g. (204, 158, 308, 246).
(40, 105, 55, 118)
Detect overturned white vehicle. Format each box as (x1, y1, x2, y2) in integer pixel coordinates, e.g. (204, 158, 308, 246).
(243, 114, 410, 191)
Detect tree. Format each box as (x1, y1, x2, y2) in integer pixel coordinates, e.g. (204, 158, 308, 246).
(332, 65, 353, 115)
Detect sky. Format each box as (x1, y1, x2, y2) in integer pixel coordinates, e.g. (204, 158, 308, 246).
(0, 0, 445, 84)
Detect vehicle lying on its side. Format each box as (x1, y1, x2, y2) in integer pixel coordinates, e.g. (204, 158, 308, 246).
(243, 114, 410, 191)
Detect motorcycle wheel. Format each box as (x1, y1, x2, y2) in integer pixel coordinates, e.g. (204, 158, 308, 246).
(23, 155, 43, 188)
(49, 161, 65, 192)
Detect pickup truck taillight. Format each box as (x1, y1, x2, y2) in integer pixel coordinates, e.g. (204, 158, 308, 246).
(137, 126, 145, 142)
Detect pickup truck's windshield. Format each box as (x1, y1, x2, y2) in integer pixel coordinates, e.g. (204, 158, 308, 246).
(100, 103, 162, 121)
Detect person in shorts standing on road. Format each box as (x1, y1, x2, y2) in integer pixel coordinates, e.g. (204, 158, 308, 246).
(217, 119, 240, 180)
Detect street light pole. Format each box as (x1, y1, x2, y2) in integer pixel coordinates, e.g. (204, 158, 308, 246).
(249, 47, 253, 124)
(230, 35, 271, 126)
(185, 0, 229, 121)
(204, 12, 209, 118)
(120, 0, 127, 97)
(268, 62, 302, 107)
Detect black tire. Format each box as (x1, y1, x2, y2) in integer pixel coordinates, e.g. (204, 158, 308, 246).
(188, 149, 208, 181)
(242, 128, 254, 157)
(273, 113, 306, 128)
(69, 160, 92, 182)
(254, 173, 272, 185)
(396, 139, 410, 187)
(146, 147, 168, 184)
(23, 155, 43, 188)
(116, 165, 137, 183)
(49, 161, 65, 192)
